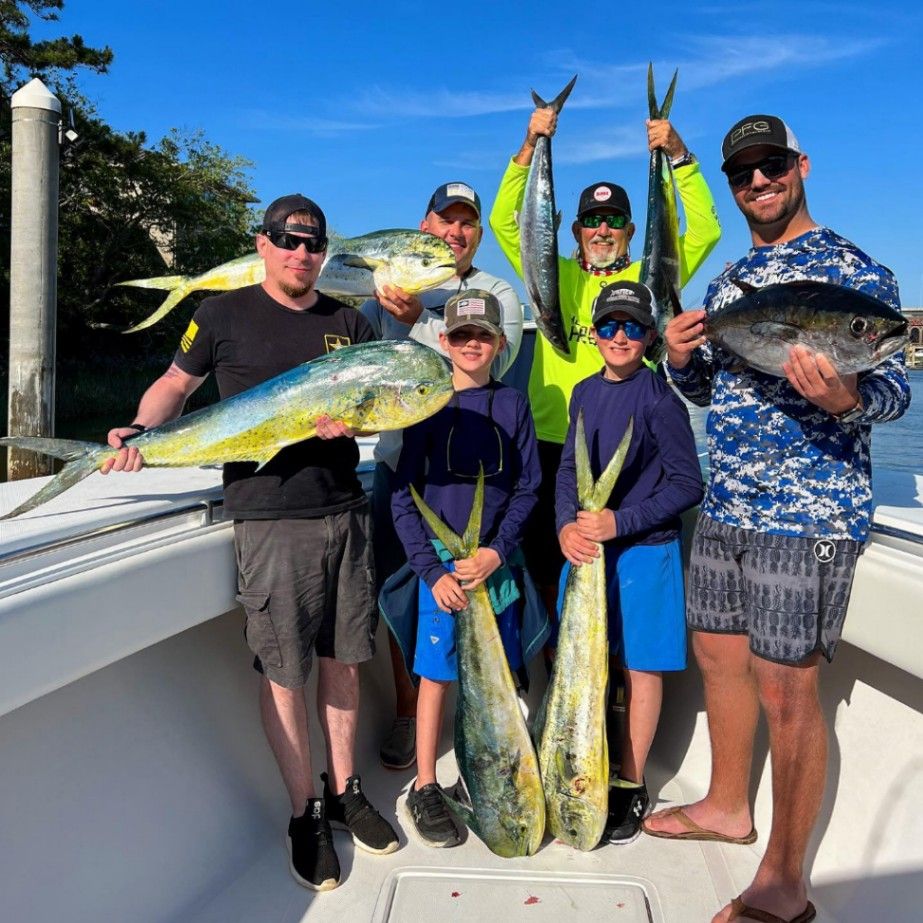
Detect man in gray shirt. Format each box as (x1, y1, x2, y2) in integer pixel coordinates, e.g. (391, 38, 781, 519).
(360, 181, 523, 769)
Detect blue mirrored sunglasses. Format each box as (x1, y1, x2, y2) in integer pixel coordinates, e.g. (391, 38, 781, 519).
(595, 317, 648, 341)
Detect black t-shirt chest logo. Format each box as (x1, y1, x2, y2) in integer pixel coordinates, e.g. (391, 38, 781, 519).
(325, 334, 352, 352)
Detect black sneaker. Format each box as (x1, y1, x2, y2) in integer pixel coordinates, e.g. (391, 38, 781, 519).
(604, 781, 650, 844)
(287, 798, 340, 891)
(323, 773, 400, 855)
(405, 782, 462, 848)
(380, 717, 416, 770)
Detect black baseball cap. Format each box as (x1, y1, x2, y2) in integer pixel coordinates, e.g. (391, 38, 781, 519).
(720, 115, 802, 171)
(591, 281, 656, 327)
(577, 182, 632, 220)
(445, 289, 503, 336)
(425, 182, 481, 218)
(261, 193, 327, 238)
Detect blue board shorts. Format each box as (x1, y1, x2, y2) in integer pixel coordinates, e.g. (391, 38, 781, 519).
(553, 538, 686, 672)
(413, 563, 523, 682)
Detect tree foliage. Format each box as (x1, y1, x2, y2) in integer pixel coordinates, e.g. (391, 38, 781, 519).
(1, 0, 259, 365)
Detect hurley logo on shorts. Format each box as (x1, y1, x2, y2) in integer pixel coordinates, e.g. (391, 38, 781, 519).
(324, 334, 351, 352)
(813, 539, 836, 564)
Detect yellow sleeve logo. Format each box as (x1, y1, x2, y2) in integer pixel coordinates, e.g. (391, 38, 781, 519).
(180, 320, 199, 353)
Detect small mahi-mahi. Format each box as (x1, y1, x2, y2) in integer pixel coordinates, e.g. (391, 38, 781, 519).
(536, 412, 633, 851)
(409, 473, 546, 858)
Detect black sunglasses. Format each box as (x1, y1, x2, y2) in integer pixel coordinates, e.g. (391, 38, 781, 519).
(726, 153, 796, 190)
(579, 213, 629, 230)
(446, 389, 503, 479)
(264, 230, 328, 253)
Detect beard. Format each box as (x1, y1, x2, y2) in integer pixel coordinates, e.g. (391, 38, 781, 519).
(278, 280, 313, 299)
(743, 179, 806, 228)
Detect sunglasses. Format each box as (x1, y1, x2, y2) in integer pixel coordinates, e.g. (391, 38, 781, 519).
(579, 213, 629, 230)
(447, 326, 498, 345)
(446, 390, 504, 479)
(595, 317, 649, 342)
(264, 230, 328, 253)
(726, 153, 796, 190)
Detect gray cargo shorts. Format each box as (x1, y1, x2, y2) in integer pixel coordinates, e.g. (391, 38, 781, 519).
(234, 505, 377, 689)
(686, 513, 864, 664)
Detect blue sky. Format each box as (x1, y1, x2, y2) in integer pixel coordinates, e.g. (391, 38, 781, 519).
(29, 1, 923, 308)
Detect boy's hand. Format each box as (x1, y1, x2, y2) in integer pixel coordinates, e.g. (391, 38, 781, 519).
(315, 414, 356, 439)
(454, 547, 501, 590)
(559, 522, 600, 566)
(432, 573, 469, 613)
(575, 509, 617, 543)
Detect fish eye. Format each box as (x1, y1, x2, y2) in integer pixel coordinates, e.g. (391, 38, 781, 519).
(416, 384, 429, 395)
(850, 317, 869, 337)
(421, 258, 431, 267)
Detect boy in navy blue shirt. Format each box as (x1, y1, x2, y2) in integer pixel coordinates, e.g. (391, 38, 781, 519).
(556, 280, 703, 843)
(386, 290, 543, 848)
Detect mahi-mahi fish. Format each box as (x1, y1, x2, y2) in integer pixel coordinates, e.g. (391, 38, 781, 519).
(705, 278, 908, 377)
(408, 473, 546, 858)
(536, 413, 633, 851)
(111, 229, 457, 333)
(520, 75, 578, 354)
(641, 64, 681, 365)
(0, 340, 452, 520)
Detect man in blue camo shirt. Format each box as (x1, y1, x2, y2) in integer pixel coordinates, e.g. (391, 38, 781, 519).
(643, 115, 910, 923)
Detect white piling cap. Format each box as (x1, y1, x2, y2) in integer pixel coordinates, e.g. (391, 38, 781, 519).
(10, 78, 61, 113)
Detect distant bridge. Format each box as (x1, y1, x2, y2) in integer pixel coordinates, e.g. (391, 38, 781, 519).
(907, 308, 923, 369)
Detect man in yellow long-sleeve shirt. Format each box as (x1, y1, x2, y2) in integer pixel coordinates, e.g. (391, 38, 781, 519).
(489, 106, 721, 612)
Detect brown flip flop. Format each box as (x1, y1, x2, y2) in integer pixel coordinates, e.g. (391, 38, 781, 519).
(728, 895, 817, 922)
(641, 805, 757, 844)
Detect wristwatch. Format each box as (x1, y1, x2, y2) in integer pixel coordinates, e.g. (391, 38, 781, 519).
(834, 396, 864, 424)
(670, 151, 697, 168)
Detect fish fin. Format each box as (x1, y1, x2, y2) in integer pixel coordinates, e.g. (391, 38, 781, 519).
(731, 278, 758, 295)
(648, 63, 679, 120)
(253, 450, 282, 472)
(121, 285, 194, 334)
(444, 788, 476, 833)
(410, 484, 467, 559)
(0, 440, 104, 519)
(532, 74, 577, 114)
(114, 274, 187, 291)
(554, 747, 578, 784)
(749, 321, 802, 342)
(341, 254, 381, 269)
(554, 210, 562, 231)
(588, 418, 634, 511)
(460, 469, 485, 553)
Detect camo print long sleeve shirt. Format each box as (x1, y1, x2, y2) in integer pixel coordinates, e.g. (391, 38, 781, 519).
(666, 227, 910, 541)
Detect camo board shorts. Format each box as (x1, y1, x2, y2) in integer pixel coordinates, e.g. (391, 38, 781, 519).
(234, 507, 377, 689)
(686, 513, 864, 664)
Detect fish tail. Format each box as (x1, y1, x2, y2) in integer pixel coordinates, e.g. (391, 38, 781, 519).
(588, 419, 634, 511)
(531, 74, 578, 114)
(0, 438, 105, 519)
(648, 63, 679, 119)
(122, 284, 194, 334)
(114, 275, 188, 291)
(575, 412, 594, 508)
(410, 470, 484, 559)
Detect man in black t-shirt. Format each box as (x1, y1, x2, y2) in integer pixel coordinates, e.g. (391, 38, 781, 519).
(104, 195, 399, 891)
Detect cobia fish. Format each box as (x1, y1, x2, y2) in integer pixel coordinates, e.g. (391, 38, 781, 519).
(409, 474, 545, 858)
(536, 413, 633, 851)
(0, 341, 452, 520)
(112, 230, 457, 333)
(640, 64, 681, 365)
(520, 75, 577, 354)
(705, 278, 908, 377)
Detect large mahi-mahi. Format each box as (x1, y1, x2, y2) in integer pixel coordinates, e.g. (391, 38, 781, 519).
(536, 412, 633, 850)
(409, 473, 545, 858)
(520, 75, 577, 354)
(0, 340, 453, 520)
(112, 229, 457, 333)
(641, 64, 681, 365)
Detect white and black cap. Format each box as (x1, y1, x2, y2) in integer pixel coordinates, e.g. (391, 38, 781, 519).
(720, 115, 802, 171)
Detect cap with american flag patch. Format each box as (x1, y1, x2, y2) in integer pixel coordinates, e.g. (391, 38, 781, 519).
(445, 288, 503, 336)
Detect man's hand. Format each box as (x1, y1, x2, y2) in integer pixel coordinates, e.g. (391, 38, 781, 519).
(782, 345, 859, 415)
(664, 309, 707, 370)
(559, 522, 600, 566)
(315, 415, 356, 439)
(101, 427, 146, 474)
(432, 572, 469, 613)
(575, 509, 617, 543)
(526, 107, 557, 145)
(647, 119, 687, 161)
(454, 547, 501, 591)
(376, 285, 424, 325)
